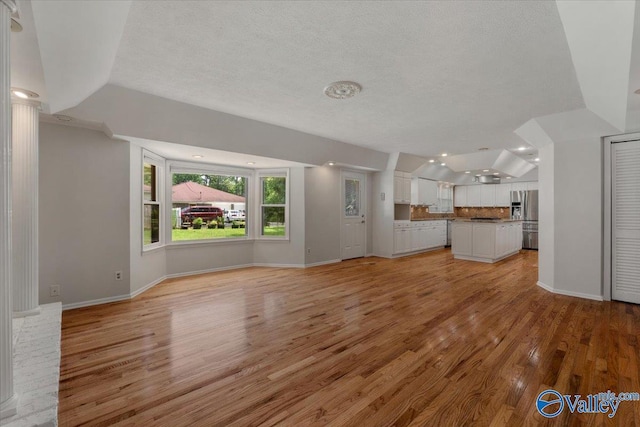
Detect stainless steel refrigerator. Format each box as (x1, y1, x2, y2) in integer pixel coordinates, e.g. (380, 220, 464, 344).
(510, 190, 538, 249)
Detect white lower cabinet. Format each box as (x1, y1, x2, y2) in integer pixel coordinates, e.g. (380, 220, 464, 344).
(452, 220, 522, 263)
(394, 221, 446, 255)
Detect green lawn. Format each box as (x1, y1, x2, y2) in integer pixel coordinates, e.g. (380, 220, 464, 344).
(172, 227, 247, 241)
(262, 226, 285, 236)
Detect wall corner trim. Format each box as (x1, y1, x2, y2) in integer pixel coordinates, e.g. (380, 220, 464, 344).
(536, 281, 554, 293)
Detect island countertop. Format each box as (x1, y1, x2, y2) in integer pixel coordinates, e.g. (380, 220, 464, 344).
(452, 218, 522, 223)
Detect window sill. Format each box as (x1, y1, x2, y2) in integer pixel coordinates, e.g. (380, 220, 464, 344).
(142, 244, 166, 255)
(255, 237, 290, 242)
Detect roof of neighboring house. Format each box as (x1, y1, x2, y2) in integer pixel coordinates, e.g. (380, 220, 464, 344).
(172, 181, 245, 203)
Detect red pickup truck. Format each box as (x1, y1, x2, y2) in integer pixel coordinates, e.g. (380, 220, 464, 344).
(181, 206, 223, 226)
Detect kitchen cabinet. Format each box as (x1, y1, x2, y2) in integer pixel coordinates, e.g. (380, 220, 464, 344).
(494, 183, 511, 206)
(466, 185, 482, 206)
(394, 171, 412, 204)
(451, 220, 522, 263)
(480, 185, 496, 207)
(393, 222, 412, 253)
(411, 178, 438, 206)
(510, 182, 540, 192)
(454, 186, 467, 207)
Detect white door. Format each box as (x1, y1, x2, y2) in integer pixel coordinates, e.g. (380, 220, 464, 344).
(342, 171, 366, 260)
(612, 140, 640, 303)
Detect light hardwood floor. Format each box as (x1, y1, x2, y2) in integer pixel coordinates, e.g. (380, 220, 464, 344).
(59, 249, 640, 426)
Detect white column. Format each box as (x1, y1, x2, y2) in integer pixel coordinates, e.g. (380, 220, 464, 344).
(0, 0, 18, 420)
(12, 99, 40, 317)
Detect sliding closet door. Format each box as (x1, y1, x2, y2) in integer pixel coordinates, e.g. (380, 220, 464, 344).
(612, 139, 640, 303)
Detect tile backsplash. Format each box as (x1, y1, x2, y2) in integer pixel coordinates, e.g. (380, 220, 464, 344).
(410, 206, 510, 220)
(454, 207, 510, 219)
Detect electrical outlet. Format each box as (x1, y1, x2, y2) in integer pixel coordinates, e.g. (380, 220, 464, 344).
(115, 271, 123, 281)
(50, 285, 60, 297)
(307, 248, 311, 254)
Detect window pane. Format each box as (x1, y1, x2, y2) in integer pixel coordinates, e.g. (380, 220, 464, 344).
(262, 206, 285, 236)
(171, 173, 247, 241)
(344, 179, 360, 216)
(143, 163, 156, 202)
(262, 177, 286, 204)
(144, 204, 160, 245)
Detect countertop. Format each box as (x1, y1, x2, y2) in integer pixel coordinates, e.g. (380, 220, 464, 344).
(451, 218, 522, 223)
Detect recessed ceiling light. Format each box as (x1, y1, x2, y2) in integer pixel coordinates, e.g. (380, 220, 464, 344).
(247, 162, 256, 165)
(428, 159, 435, 163)
(328, 162, 335, 166)
(441, 153, 448, 157)
(324, 81, 362, 99)
(493, 172, 500, 175)
(475, 174, 481, 177)
(517, 146, 527, 151)
(192, 155, 204, 159)
(483, 169, 489, 172)
(11, 88, 39, 99)
(506, 177, 512, 179)
(440, 162, 446, 166)
(465, 171, 470, 174)
(534, 158, 540, 161)
(53, 114, 73, 122)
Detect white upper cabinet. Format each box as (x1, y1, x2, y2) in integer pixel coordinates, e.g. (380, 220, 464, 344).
(494, 183, 511, 207)
(454, 185, 467, 207)
(466, 185, 482, 206)
(411, 178, 438, 206)
(394, 171, 412, 204)
(480, 185, 496, 207)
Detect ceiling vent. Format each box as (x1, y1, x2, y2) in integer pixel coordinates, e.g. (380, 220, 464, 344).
(474, 175, 501, 184)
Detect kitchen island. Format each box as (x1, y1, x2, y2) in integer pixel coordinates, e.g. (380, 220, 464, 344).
(451, 219, 522, 263)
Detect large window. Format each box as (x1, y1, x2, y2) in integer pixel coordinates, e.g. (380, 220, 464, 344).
(260, 172, 288, 238)
(143, 153, 163, 249)
(171, 171, 248, 241)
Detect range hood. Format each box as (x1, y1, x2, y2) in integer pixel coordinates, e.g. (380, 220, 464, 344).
(474, 175, 501, 184)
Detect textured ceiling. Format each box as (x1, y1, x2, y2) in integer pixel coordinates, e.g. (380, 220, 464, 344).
(109, 0, 585, 158)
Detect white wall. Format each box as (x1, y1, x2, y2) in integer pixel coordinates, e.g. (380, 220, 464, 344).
(537, 143, 554, 289)
(552, 137, 603, 299)
(39, 122, 130, 306)
(304, 166, 341, 265)
(372, 171, 395, 258)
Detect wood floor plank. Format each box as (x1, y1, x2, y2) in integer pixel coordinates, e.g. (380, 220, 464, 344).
(58, 250, 640, 426)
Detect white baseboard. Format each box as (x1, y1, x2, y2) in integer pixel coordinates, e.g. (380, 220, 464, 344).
(62, 294, 130, 311)
(537, 281, 603, 301)
(130, 276, 167, 299)
(252, 263, 305, 269)
(305, 259, 341, 268)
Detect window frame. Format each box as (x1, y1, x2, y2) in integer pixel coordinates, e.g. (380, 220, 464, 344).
(257, 169, 290, 240)
(167, 161, 253, 244)
(142, 150, 164, 251)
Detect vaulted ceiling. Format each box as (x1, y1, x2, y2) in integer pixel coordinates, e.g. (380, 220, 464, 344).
(10, 1, 640, 170)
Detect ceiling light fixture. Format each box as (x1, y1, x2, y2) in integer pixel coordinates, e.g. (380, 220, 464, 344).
(440, 162, 446, 166)
(441, 153, 448, 157)
(11, 88, 39, 99)
(192, 155, 204, 159)
(465, 171, 470, 174)
(246, 162, 256, 165)
(506, 177, 512, 179)
(475, 174, 481, 177)
(483, 169, 489, 172)
(324, 81, 362, 99)
(53, 114, 73, 122)
(493, 173, 500, 175)
(328, 162, 335, 166)
(11, 18, 22, 33)
(428, 159, 435, 163)
(534, 158, 540, 162)
(517, 146, 527, 151)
